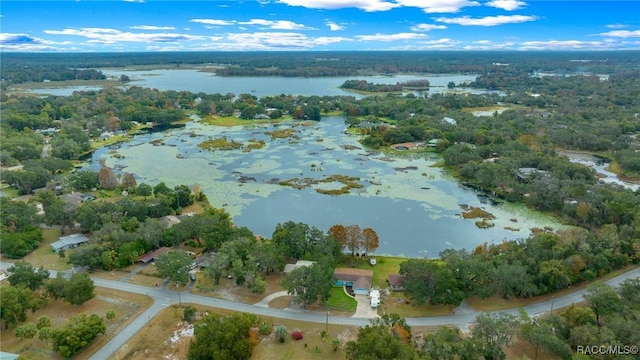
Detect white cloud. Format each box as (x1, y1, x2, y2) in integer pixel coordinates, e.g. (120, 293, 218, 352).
(485, 0, 526, 11)
(0, 33, 70, 51)
(606, 24, 627, 29)
(356, 32, 427, 41)
(518, 40, 619, 50)
(411, 23, 447, 31)
(278, 0, 399, 12)
(599, 30, 640, 38)
(326, 21, 345, 31)
(397, 0, 479, 13)
(44, 28, 206, 43)
(224, 32, 345, 50)
(436, 14, 537, 26)
(314, 36, 350, 45)
(190, 19, 236, 26)
(239, 19, 315, 30)
(130, 25, 176, 30)
(279, 0, 483, 13)
(190, 18, 314, 30)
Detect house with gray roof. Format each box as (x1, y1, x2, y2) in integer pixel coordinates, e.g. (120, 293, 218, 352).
(51, 233, 90, 252)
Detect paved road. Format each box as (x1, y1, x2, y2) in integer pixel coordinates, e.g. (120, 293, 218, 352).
(1, 261, 638, 360)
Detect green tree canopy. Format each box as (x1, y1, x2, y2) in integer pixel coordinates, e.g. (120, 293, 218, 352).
(64, 272, 96, 305)
(155, 249, 192, 287)
(6, 261, 50, 290)
(51, 314, 106, 358)
(188, 312, 257, 360)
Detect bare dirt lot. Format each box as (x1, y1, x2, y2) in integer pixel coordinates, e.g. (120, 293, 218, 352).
(0, 287, 152, 360)
(110, 304, 359, 360)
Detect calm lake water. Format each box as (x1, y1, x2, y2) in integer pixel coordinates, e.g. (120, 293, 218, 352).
(27, 69, 498, 98)
(87, 117, 562, 257)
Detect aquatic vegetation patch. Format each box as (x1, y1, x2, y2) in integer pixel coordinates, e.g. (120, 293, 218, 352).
(265, 128, 300, 140)
(242, 139, 266, 152)
(475, 219, 495, 228)
(198, 137, 243, 151)
(460, 205, 496, 220)
(279, 174, 364, 195)
(342, 144, 361, 150)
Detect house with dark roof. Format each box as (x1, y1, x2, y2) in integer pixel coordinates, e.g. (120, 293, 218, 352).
(387, 274, 406, 291)
(194, 251, 216, 268)
(333, 268, 373, 295)
(51, 233, 90, 252)
(138, 247, 171, 263)
(516, 167, 549, 182)
(158, 215, 181, 229)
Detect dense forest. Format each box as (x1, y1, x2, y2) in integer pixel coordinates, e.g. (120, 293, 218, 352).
(2, 51, 639, 85)
(1, 51, 640, 359)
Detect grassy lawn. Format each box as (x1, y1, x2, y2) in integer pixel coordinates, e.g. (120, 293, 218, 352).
(0, 184, 20, 198)
(9, 229, 74, 272)
(326, 287, 357, 312)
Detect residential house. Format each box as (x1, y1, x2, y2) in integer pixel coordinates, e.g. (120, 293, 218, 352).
(427, 139, 440, 148)
(194, 251, 216, 268)
(516, 167, 549, 182)
(387, 274, 406, 291)
(158, 215, 181, 229)
(390, 142, 425, 151)
(283, 260, 316, 274)
(333, 268, 373, 295)
(51, 233, 90, 252)
(138, 247, 171, 263)
(442, 117, 457, 126)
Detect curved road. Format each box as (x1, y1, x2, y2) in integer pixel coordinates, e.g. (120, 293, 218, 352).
(1, 262, 638, 360)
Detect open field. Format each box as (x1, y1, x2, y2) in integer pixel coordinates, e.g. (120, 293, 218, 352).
(0, 287, 152, 360)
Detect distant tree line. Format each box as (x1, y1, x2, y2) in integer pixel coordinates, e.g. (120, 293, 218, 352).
(340, 79, 430, 92)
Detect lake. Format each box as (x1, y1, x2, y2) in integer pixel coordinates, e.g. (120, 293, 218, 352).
(27, 69, 501, 98)
(87, 116, 562, 257)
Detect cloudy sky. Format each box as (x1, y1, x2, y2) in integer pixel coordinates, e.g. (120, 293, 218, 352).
(1, 0, 639, 52)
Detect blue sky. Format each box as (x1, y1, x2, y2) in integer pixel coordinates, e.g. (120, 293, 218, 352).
(1, 0, 639, 52)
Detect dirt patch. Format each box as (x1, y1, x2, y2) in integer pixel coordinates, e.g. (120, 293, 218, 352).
(0, 287, 152, 360)
(269, 296, 293, 309)
(91, 270, 131, 281)
(191, 272, 286, 304)
(115, 304, 360, 360)
(381, 292, 454, 317)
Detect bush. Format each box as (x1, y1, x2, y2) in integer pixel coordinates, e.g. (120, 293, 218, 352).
(259, 321, 273, 335)
(183, 306, 196, 322)
(291, 329, 303, 341)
